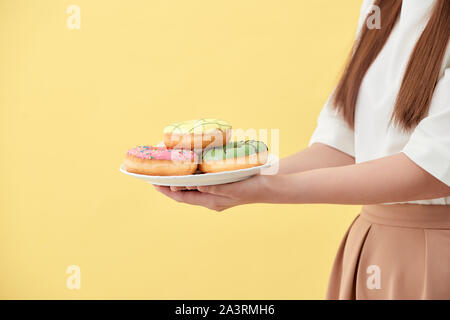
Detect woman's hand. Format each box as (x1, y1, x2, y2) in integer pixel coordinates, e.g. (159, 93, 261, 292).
(154, 175, 267, 212)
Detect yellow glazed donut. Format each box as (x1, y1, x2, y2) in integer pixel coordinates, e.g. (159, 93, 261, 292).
(123, 146, 198, 176)
(199, 140, 268, 173)
(163, 118, 231, 150)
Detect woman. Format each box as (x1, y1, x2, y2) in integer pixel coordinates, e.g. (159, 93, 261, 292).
(155, 0, 450, 299)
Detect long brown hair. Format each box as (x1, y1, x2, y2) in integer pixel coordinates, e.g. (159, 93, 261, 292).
(332, 0, 450, 130)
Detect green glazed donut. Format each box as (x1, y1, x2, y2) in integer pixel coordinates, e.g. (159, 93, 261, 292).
(202, 140, 268, 162)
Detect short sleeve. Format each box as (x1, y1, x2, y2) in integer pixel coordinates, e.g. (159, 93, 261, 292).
(402, 68, 450, 186)
(308, 94, 355, 157)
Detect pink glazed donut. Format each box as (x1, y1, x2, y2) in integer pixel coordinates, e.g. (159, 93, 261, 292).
(123, 146, 198, 176)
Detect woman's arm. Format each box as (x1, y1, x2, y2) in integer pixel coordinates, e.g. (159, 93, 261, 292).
(277, 143, 355, 174)
(260, 153, 450, 204)
(155, 152, 450, 211)
(169, 143, 354, 191)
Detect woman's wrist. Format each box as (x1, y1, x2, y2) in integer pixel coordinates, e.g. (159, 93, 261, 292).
(255, 172, 309, 204)
(253, 174, 283, 203)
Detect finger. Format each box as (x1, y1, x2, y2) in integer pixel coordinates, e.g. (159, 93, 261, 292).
(156, 185, 193, 203)
(197, 184, 235, 197)
(156, 185, 187, 193)
(172, 189, 214, 205)
(156, 186, 197, 202)
(170, 186, 187, 191)
(155, 184, 178, 196)
(180, 191, 237, 211)
(155, 185, 237, 211)
(186, 186, 198, 190)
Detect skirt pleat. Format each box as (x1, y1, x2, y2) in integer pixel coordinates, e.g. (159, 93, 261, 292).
(326, 204, 450, 300)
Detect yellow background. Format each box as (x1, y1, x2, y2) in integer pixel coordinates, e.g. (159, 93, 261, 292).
(0, 0, 362, 299)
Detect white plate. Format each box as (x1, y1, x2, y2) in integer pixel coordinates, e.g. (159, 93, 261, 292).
(120, 154, 279, 186)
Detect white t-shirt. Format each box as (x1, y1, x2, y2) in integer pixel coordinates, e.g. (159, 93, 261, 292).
(309, 0, 450, 205)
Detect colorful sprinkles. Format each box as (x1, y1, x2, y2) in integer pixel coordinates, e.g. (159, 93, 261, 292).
(127, 146, 197, 161)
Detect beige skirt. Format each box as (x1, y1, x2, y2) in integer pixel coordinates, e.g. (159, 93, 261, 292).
(327, 204, 450, 300)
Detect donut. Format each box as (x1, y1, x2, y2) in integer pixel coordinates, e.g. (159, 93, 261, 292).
(123, 146, 198, 176)
(163, 119, 232, 150)
(199, 140, 268, 173)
